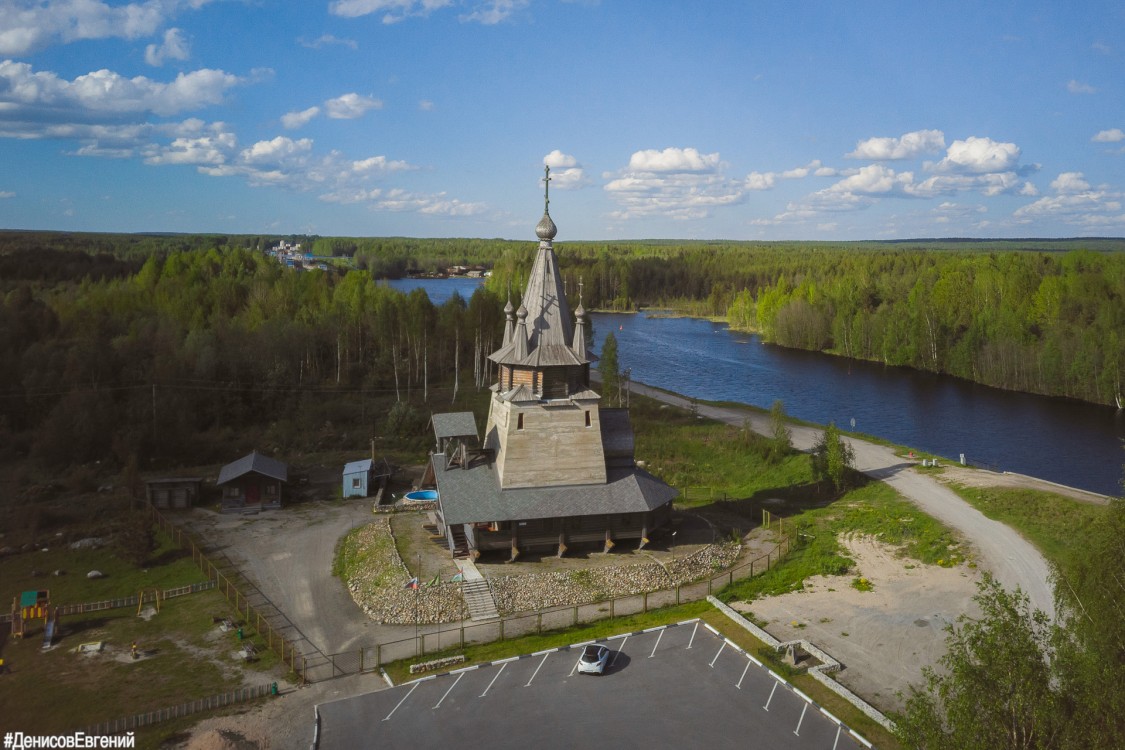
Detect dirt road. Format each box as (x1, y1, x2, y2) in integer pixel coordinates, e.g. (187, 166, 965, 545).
(629, 381, 1055, 616)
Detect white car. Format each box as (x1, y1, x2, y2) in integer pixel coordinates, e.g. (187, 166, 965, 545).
(576, 644, 610, 675)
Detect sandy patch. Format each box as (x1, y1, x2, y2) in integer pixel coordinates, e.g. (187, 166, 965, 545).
(732, 534, 980, 713)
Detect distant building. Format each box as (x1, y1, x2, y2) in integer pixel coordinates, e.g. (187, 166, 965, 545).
(424, 168, 677, 559)
(217, 451, 288, 513)
(342, 457, 393, 498)
(145, 477, 203, 510)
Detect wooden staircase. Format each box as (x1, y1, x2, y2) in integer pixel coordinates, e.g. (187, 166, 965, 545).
(450, 526, 471, 559)
(461, 579, 500, 622)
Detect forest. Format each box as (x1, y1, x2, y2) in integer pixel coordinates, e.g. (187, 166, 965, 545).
(1, 230, 1123, 480)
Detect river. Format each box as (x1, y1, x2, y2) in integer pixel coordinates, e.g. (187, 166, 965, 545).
(387, 279, 1124, 496)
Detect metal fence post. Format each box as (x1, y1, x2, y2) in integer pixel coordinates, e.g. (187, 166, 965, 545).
(643, 592, 648, 612)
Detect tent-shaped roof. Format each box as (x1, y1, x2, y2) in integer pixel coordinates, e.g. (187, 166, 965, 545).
(217, 451, 288, 485)
(432, 412, 478, 441)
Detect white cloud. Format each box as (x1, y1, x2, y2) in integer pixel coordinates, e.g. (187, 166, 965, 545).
(460, 0, 528, 24)
(928, 136, 1023, 174)
(321, 186, 486, 216)
(907, 171, 1025, 198)
(846, 129, 945, 160)
(240, 136, 313, 165)
(745, 171, 775, 190)
(144, 124, 236, 166)
(1067, 79, 1096, 94)
(329, 0, 453, 23)
(0, 0, 211, 56)
(144, 27, 190, 66)
(828, 164, 914, 196)
(779, 160, 824, 179)
(0, 190, 14, 198)
(350, 155, 413, 173)
(324, 92, 381, 119)
(606, 147, 742, 220)
(1093, 128, 1125, 143)
(1014, 171, 1124, 228)
(745, 160, 828, 191)
(543, 149, 577, 169)
(298, 34, 357, 50)
(542, 150, 588, 189)
(627, 146, 720, 173)
(281, 106, 320, 129)
(1019, 181, 1039, 196)
(1050, 172, 1091, 193)
(0, 60, 243, 117)
(418, 99, 434, 111)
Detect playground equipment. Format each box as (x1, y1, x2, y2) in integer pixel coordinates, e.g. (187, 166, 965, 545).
(137, 588, 162, 617)
(42, 607, 59, 649)
(10, 590, 50, 640)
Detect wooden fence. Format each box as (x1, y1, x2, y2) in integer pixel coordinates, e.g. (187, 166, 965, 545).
(82, 683, 277, 736)
(146, 504, 309, 682)
(320, 534, 793, 678)
(0, 581, 215, 624)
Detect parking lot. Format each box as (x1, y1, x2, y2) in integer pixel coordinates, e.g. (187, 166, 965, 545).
(316, 620, 872, 749)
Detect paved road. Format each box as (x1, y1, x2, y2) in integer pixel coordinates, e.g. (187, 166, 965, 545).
(630, 381, 1055, 616)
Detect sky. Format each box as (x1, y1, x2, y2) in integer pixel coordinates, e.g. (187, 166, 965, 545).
(0, 1, 1123, 241)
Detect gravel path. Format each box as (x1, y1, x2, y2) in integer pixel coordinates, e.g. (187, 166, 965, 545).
(629, 381, 1055, 616)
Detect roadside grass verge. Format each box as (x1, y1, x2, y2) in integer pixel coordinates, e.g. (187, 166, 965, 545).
(331, 520, 401, 587)
(631, 394, 812, 501)
(381, 599, 899, 750)
(0, 588, 283, 737)
(945, 484, 1110, 578)
(718, 481, 965, 602)
(0, 528, 207, 610)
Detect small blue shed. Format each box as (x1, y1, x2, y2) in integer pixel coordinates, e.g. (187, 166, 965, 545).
(343, 459, 374, 498)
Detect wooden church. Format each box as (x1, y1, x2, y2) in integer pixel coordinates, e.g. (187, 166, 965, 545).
(424, 168, 677, 559)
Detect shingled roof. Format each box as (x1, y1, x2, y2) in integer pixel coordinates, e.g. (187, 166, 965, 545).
(432, 453, 677, 525)
(431, 412, 479, 441)
(217, 451, 288, 485)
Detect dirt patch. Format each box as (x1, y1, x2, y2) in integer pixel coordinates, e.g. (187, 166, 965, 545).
(733, 534, 980, 713)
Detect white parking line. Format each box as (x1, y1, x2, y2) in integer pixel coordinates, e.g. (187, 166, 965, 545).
(432, 672, 463, 709)
(709, 641, 726, 667)
(383, 682, 419, 722)
(686, 621, 699, 650)
(526, 653, 550, 687)
(763, 681, 778, 712)
(648, 629, 665, 658)
(480, 663, 507, 698)
(610, 637, 628, 667)
(793, 701, 808, 736)
(736, 660, 751, 689)
(832, 724, 842, 750)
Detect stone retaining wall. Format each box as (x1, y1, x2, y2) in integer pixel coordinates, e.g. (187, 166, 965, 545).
(343, 515, 741, 625)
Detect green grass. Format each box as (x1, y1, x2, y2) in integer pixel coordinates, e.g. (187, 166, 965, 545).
(0, 529, 207, 610)
(0, 588, 283, 736)
(631, 395, 812, 501)
(946, 484, 1110, 576)
(719, 481, 964, 602)
(332, 520, 401, 588)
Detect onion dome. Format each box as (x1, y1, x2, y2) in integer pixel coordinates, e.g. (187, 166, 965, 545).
(535, 211, 557, 240)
